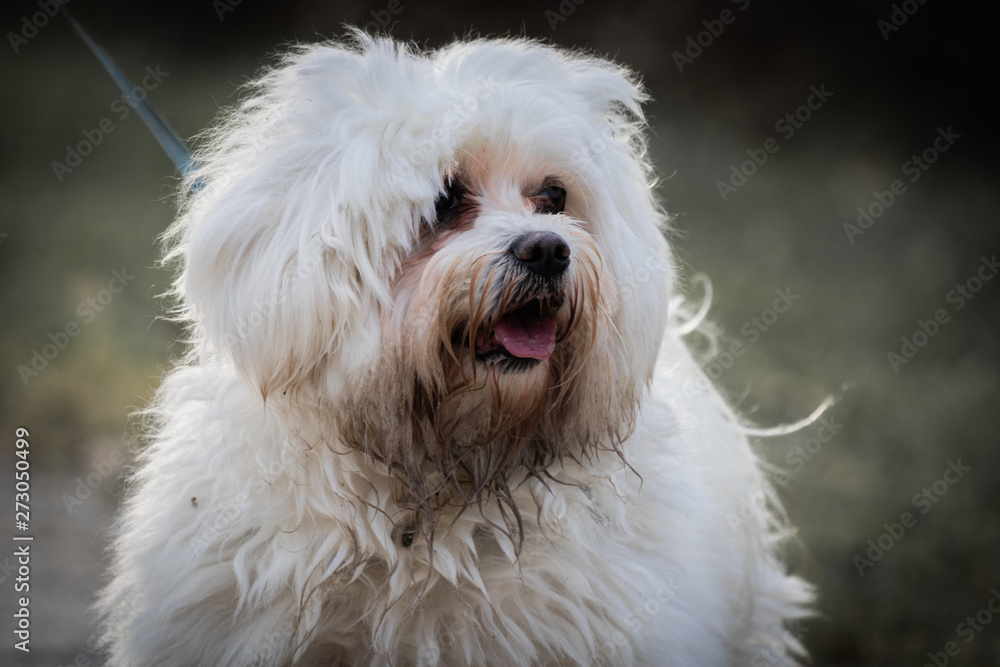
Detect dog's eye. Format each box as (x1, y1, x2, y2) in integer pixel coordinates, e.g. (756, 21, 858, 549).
(434, 181, 464, 224)
(535, 185, 566, 214)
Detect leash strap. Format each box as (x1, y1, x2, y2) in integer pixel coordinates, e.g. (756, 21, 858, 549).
(62, 7, 197, 177)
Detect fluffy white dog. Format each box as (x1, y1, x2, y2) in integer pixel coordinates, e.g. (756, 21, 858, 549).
(97, 33, 811, 666)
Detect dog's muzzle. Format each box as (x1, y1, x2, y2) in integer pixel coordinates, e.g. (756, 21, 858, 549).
(467, 232, 571, 367)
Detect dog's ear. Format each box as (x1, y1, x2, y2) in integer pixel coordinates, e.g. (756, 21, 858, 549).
(169, 185, 382, 399)
(167, 41, 424, 398)
(556, 52, 675, 382)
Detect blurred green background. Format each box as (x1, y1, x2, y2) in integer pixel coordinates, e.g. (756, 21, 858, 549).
(1, 1, 998, 665)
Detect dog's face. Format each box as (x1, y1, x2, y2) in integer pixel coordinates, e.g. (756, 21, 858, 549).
(391, 154, 607, 428)
(173, 35, 674, 527)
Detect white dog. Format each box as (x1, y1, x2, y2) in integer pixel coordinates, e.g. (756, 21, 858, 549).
(96, 33, 811, 666)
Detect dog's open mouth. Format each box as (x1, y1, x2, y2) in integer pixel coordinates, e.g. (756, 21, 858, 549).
(473, 299, 559, 366)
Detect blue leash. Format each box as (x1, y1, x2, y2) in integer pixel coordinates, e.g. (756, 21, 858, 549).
(61, 8, 197, 177)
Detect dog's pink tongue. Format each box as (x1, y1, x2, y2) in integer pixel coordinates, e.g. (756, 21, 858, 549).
(495, 313, 557, 360)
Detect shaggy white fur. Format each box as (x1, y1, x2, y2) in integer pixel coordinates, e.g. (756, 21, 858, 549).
(96, 33, 811, 666)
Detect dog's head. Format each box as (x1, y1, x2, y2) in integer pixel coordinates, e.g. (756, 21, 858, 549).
(171, 33, 673, 530)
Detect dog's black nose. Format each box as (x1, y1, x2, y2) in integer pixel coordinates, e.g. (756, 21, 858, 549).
(510, 232, 571, 278)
